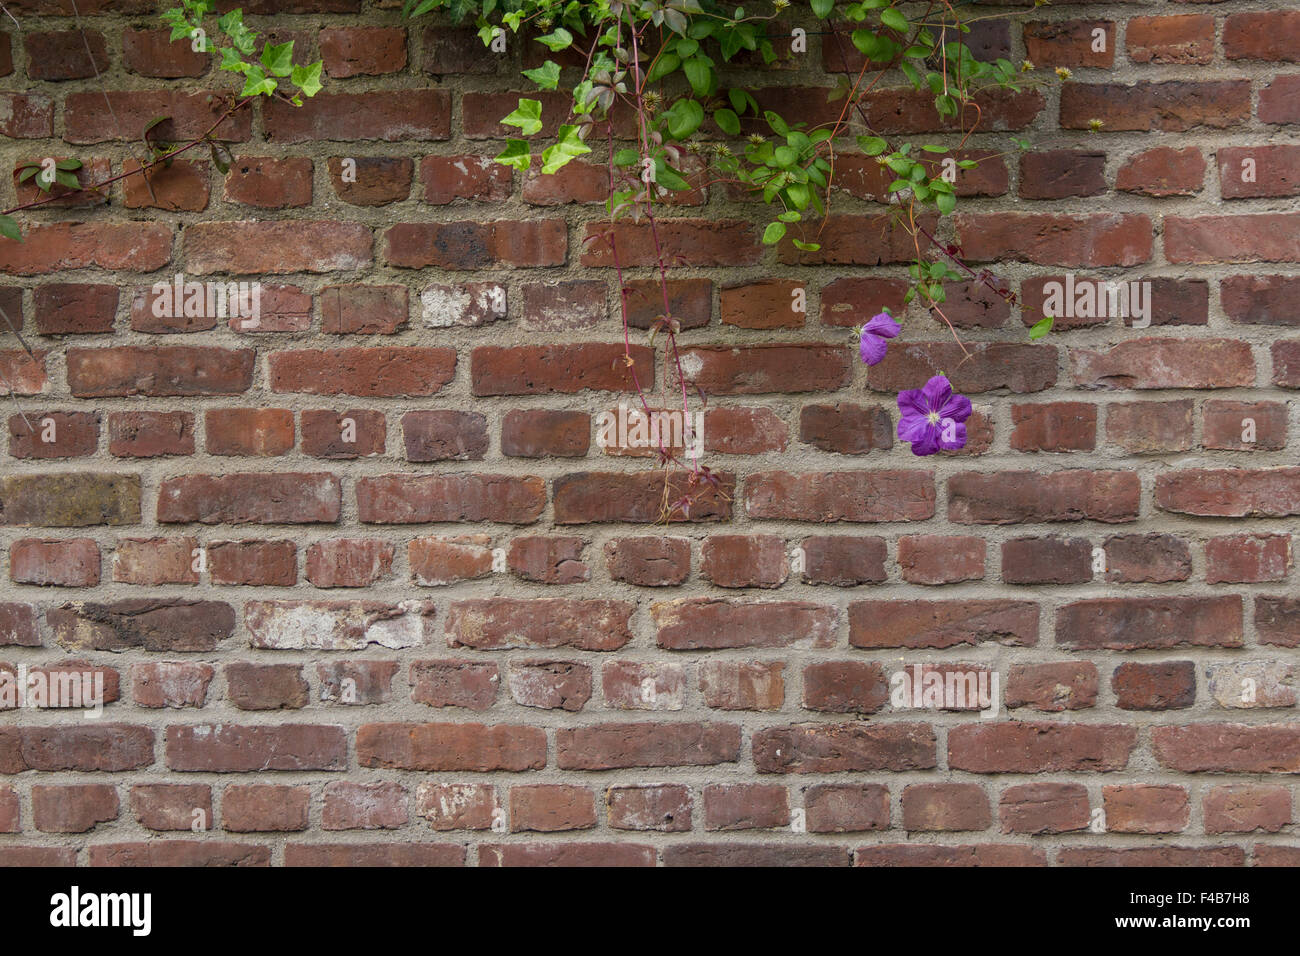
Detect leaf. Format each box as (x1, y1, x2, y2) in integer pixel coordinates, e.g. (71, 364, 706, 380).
(664, 99, 704, 139)
(540, 124, 591, 174)
(502, 98, 543, 136)
(522, 59, 561, 90)
(261, 41, 294, 78)
(762, 221, 786, 245)
(0, 215, 21, 242)
(209, 141, 232, 175)
(55, 158, 82, 171)
(646, 52, 680, 83)
(495, 139, 531, 171)
(239, 65, 278, 98)
(714, 108, 740, 136)
(655, 159, 690, 191)
(535, 27, 573, 51)
(54, 169, 80, 189)
(936, 191, 956, 215)
(791, 238, 819, 251)
(142, 115, 170, 145)
(811, 0, 834, 16)
(290, 60, 323, 98)
(683, 56, 711, 96)
(857, 135, 888, 156)
(612, 148, 641, 166)
(15, 165, 40, 183)
(1028, 316, 1054, 340)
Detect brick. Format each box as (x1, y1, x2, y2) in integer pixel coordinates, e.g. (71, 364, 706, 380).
(474, 344, 650, 396)
(320, 26, 407, 76)
(386, 221, 565, 269)
(801, 535, 887, 586)
(754, 723, 936, 774)
(306, 538, 395, 587)
(48, 600, 234, 652)
(2, 724, 154, 773)
(803, 661, 888, 715)
(850, 600, 1037, 649)
(1219, 146, 1300, 199)
(704, 406, 790, 454)
(89, 842, 270, 867)
(358, 723, 546, 771)
(508, 536, 588, 584)
(1224, 11, 1300, 61)
(168, 724, 347, 772)
(1112, 661, 1196, 710)
(698, 661, 785, 711)
(322, 781, 407, 830)
(1056, 596, 1242, 650)
(410, 660, 499, 711)
(902, 783, 990, 832)
(1000, 783, 1090, 834)
(1207, 661, 1295, 709)
(557, 722, 740, 770)
(301, 409, 386, 458)
(112, 537, 198, 586)
(25, 30, 108, 80)
(1153, 724, 1300, 773)
(1104, 785, 1190, 834)
(482, 844, 654, 867)
(132, 662, 213, 709)
(409, 535, 493, 586)
(607, 785, 692, 832)
(1105, 400, 1194, 453)
(700, 535, 787, 588)
(108, 411, 194, 457)
(284, 844, 462, 867)
(1260, 75, 1300, 124)
(1116, 146, 1205, 197)
(122, 158, 210, 212)
(1223, 276, 1300, 326)
(158, 473, 340, 524)
(654, 598, 836, 650)
(948, 470, 1139, 524)
(1002, 537, 1092, 585)
(329, 158, 412, 206)
(264, 91, 450, 141)
(358, 474, 545, 524)
(204, 408, 294, 456)
(402, 410, 487, 462)
(33, 785, 118, 833)
(270, 348, 454, 397)
(68, 347, 254, 397)
(898, 535, 984, 585)
(507, 660, 591, 712)
(799, 403, 892, 454)
(582, 219, 761, 267)
(1206, 534, 1290, 584)
(1023, 20, 1114, 68)
(318, 661, 398, 706)
(553, 471, 733, 524)
(416, 783, 499, 830)
(223, 157, 312, 208)
(703, 784, 788, 831)
(1010, 402, 1097, 452)
(1203, 786, 1291, 833)
(446, 599, 631, 651)
(1006, 662, 1098, 712)
(1060, 81, 1250, 132)
(1126, 15, 1214, 64)
(32, 283, 117, 334)
(1157, 468, 1300, 517)
(123, 27, 209, 77)
(605, 536, 690, 587)
(1101, 534, 1192, 583)
(208, 541, 297, 586)
(1166, 214, 1300, 264)
(245, 600, 434, 650)
(955, 214, 1152, 267)
(804, 784, 890, 833)
(867, 342, 1056, 394)
(510, 785, 596, 832)
(131, 784, 211, 831)
(223, 785, 309, 832)
(745, 471, 933, 523)
(1019, 151, 1106, 199)
(9, 538, 100, 586)
(501, 410, 589, 457)
(64, 91, 251, 144)
(949, 723, 1136, 773)
(226, 662, 310, 711)
(422, 154, 512, 204)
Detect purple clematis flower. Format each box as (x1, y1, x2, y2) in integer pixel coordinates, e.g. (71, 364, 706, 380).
(897, 374, 971, 456)
(858, 311, 900, 366)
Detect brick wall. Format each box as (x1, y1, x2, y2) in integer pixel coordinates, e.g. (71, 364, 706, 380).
(0, 0, 1298, 867)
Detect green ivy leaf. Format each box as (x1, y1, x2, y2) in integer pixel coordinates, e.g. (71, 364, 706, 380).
(0, 215, 21, 242)
(762, 221, 786, 244)
(535, 27, 573, 50)
(495, 139, 531, 171)
(290, 61, 323, 98)
(880, 7, 908, 32)
(857, 135, 888, 156)
(646, 52, 680, 83)
(522, 59, 561, 90)
(811, 0, 834, 16)
(502, 98, 543, 136)
(1028, 315, 1054, 340)
(261, 41, 294, 78)
(239, 65, 278, 98)
(540, 124, 591, 174)
(792, 238, 820, 252)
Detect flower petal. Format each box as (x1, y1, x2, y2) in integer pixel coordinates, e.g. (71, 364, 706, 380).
(908, 427, 941, 456)
(897, 412, 931, 444)
(897, 387, 928, 419)
(921, 375, 952, 412)
(863, 312, 900, 340)
(859, 333, 888, 366)
(937, 418, 968, 451)
(938, 393, 973, 423)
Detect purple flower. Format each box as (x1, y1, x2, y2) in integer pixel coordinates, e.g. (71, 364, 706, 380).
(897, 374, 971, 456)
(858, 311, 900, 366)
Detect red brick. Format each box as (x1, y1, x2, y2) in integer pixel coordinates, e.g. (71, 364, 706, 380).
(1204, 400, 1286, 451)
(123, 27, 208, 77)
(1057, 596, 1242, 650)
(1166, 214, 1300, 264)
(1002, 536, 1092, 585)
(225, 662, 309, 711)
(446, 598, 631, 651)
(1157, 468, 1300, 517)
(32, 784, 117, 833)
(1206, 533, 1290, 584)
(184, 221, 372, 275)
(898, 535, 984, 585)
(473, 344, 650, 396)
(416, 783, 499, 830)
(131, 662, 213, 709)
(32, 283, 117, 334)
(948, 470, 1140, 524)
(510, 785, 596, 832)
(410, 660, 499, 711)
(1105, 400, 1194, 453)
(1006, 662, 1099, 713)
(158, 473, 340, 524)
(1219, 146, 1300, 199)
(358, 722, 546, 771)
(1112, 661, 1196, 710)
(801, 535, 887, 586)
(318, 660, 398, 706)
(208, 540, 297, 586)
(358, 474, 545, 524)
(507, 660, 591, 712)
(48, 600, 233, 652)
(867, 341, 1056, 394)
(422, 154, 512, 204)
(223, 157, 312, 208)
(949, 723, 1136, 773)
(223, 785, 309, 832)
(607, 784, 691, 832)
(68, 346, 253, 397)
(306, 538, 395, 588)
(0, 223, 170, 276)
(1127, 15, 1213, 64)
(264, 91, 450, 141)
(1060, 81, 1250, 132)
(301, 409, 386, 458)
(1104, 784, 1190, 834)
(320, 26, 407, 76)
(1224, 11, 1300, 61)
(557, 722, 741, 770)
(803, 661, 888, 715)
(850, 599, 1037, 649)
(168, 724, 346, 772)
(1203, 785, 1291, 834)
(122, 158, 210, 211)
(386, 220, 565, 269)
(113, 535, 200, 587)
(322, 781, 407, 830)
(1000, 783, 1090, 834)
(1023, 20, 1114, 68)
(1116, 146, 1205, 197)
(605, 536, 690, 587)
(902, 783, 990, 832)
(553, 471, 733, 524)
(64, 90, 251, 144)
(1010, 402, 1096, 452)
(9, 538, 100, 586)
(131, 784, 211, 831)
(204, 408, 293, 456)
